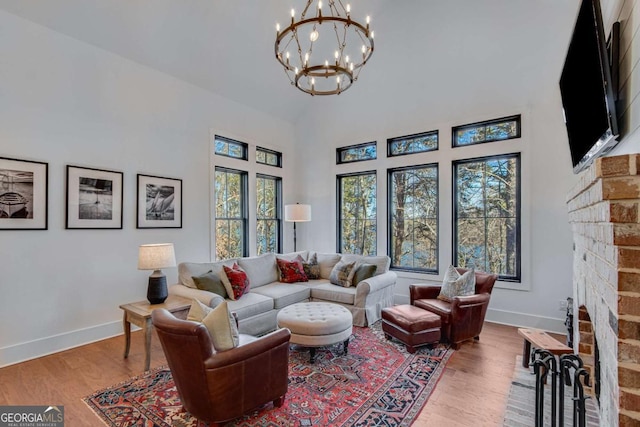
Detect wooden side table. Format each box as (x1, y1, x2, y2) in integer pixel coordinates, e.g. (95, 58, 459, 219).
(119, 295, 192, 371)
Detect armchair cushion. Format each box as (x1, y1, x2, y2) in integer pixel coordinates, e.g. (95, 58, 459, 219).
(187, 299, 239, 351)
(437, 265, 475, 302)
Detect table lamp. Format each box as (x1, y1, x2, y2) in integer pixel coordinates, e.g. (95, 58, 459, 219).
(284, 203, 311, 252)
(138, 243, 176, 304)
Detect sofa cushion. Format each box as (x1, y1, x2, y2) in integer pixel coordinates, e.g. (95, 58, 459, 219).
(276, 258, 308, 283)
(178, 260, 236, 289)
(276, 250, 308, 262)
(340, 254, 390, 275)
(329, 260, 357, 287)
(226, 292, 274, 320)
(352, 263, 377, 286)
(187, 299, 239, 351)
(313, 252, 342, 279)
(238, 253, 278, 288)
(438, 265, 475, 302)
(302, 253, 321, 279)
(251, 283, 311, 309)
(222, 263, 250, 300)
(191, 270, 228, 298)
(311, 283, 357, 305)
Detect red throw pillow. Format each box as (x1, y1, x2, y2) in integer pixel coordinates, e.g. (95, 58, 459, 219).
(277, 258, 308, 283)
(222, 263, 250, 300)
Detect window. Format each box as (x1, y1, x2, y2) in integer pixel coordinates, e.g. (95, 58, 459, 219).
(336, 142, 377, 164)
(453, 115, 521, 147)
(337, 172, 377, 255)
(214, 135, 248, 160)
(453, 154, 520, 281)
(256, 147, 282, 168)
(214, 167, 248, 259)
(256, 174, 282, 254)
(388, 164, 439, 272)
(387, 130, 438, 157)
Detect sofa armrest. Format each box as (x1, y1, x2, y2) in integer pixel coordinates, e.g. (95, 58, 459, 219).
(204, 328, 291, 369)
(169, 283, 220, 307)
(356, 271, 397, 295)
(409, 283, 441, 303)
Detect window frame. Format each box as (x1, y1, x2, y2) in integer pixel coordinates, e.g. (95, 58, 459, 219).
(256, 146, 282, 168)
(336, 141, 377, 164)
(452, 115, 521, 148)
(214, 166, 249, 259)
(452, 153, 521, 282)
(387, 130, 439, 157)
(256, 173, 283, 254)
(336, 170, 378, 255)
(214, 135, 249, 160)
(386, 163, 440, 274)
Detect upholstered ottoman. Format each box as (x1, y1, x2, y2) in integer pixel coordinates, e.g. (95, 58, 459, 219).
(381, 304, 441, 353)
(277, 302, 352, 363)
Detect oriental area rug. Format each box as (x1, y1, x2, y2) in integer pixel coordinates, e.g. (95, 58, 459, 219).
(84, 322, 453, 427)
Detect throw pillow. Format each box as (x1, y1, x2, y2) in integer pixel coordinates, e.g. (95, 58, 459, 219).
(191, 270, 228, 298)
(276, 258, 308, 283)
(301, 253, 321, 279)
(352, 263, 377, 286)
(329, 259, 357, 287)
(222, 263, 250, 300)
(437, 265, 476, 302)
(187, 299, 239, 351)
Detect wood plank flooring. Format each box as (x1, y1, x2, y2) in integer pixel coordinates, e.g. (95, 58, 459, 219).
(0, 322, 541, 426)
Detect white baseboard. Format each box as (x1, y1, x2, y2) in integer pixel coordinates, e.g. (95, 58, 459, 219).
(393, 294, 567, 335)
(0, 320, 124, 368)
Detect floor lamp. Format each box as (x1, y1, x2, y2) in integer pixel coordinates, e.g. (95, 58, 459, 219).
(284, 203, 311, 252)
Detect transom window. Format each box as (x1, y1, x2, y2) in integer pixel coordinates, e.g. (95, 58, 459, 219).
(453, 115, 521, 147)
(388, 164, 439, 272)
(214, 167, 248, 259)
(256, 174, 282, 255)
(336, 142, 377, 164)
(214, 135, 248, 160)
(453, 154, 520, 281)
(256, 147, 282, 168)
(387, 130, 438, 157)
(337, 172, 377, 255)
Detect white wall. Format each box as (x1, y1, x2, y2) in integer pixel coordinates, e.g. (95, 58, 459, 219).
(0, 10, 295, 366)
(292, 0, 582, 333)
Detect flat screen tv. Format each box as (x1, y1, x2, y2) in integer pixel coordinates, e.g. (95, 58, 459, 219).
(559, 0, 619, 174)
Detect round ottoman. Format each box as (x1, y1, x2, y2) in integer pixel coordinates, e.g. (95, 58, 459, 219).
(277, 302, 353, 363)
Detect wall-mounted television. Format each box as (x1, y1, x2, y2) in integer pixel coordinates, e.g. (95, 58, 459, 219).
(559, 0, 619, 174)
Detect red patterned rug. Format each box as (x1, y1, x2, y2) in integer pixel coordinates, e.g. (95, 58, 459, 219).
(84, 322, 453, 427)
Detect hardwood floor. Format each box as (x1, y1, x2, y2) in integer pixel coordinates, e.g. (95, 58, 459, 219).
(0, 322, 535, 426)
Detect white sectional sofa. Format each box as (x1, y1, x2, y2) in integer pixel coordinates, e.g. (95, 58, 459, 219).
(168, 251, 397, 336)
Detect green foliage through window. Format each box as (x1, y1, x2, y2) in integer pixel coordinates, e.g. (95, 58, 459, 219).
(388, 131, 438, 157)
(214, 135, 248, 160)
(388, 164, 438, 272)
(337, 172, 377, 255)
(215, 167, 247, 259)
(337, 142, 377, 164)
(454, 154, 520, 281)
(256, 174, 281, 255)
(256, 147, 282, 167)
(453, 115, 521, 147)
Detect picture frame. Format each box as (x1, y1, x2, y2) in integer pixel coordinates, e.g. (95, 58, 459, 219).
(66, 165, 123, 229)
(136, 174, 182, 229)
(0, 156, 48, 230)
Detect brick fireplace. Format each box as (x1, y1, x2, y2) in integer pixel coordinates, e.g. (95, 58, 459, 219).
(567, 153, 640, 427)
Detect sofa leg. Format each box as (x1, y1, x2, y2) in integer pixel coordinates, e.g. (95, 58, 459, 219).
(384, 333, 392, 341)
(474, 335, 480, 341)
(273, 395, 285, 408)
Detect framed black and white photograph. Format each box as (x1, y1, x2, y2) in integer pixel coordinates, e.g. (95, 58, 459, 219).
(66, 165, 123, 229)
(136, 174, 182, 229)
(0, 156, 48, 230)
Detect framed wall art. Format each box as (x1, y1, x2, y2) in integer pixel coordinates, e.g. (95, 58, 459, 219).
(66, 165, 123, 229)
(0, 156, 48, 230)
(136, 174, 182, 229)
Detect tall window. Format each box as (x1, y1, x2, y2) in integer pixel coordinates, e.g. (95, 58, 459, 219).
(388, 164, 439, 272)
(337, 172, 377, 255)
(256, 174, 282, 254)
(214, 167, 248, 259)
(453, 154, 520, 281)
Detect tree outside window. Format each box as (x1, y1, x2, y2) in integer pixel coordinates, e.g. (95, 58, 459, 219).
(337, 172, 377, 255)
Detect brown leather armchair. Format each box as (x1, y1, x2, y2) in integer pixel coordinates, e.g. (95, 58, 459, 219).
(151, 308, 291, 426)
(410, 268, 498, 349)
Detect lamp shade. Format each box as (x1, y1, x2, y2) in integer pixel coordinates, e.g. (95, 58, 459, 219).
(285, 204, 311, 222)
(138, 243, 176, 270)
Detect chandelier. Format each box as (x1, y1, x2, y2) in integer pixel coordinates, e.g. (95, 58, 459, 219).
(275, 0, 374, 96)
